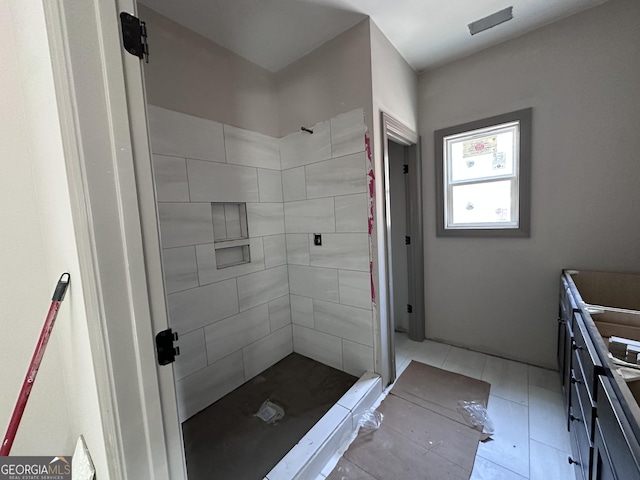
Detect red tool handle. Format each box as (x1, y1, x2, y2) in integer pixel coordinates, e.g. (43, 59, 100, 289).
(1, 273, 70, 456)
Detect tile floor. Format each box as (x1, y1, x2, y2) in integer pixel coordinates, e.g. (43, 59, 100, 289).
(318, 333, 575, 480)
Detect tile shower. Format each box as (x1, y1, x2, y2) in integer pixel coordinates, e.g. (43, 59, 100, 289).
(147, 105, 375, 422)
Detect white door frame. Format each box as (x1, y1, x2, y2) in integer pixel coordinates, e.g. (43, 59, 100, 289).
(43, 0, 185, 478)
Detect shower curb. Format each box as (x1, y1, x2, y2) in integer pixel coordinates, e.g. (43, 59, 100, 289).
(265, 371, 382, 480)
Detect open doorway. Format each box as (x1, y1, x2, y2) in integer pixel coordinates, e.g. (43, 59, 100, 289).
(380, 113, 424, 383)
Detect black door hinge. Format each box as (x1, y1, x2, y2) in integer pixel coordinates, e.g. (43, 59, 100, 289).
(403, 165, 409, 174)
(407, 304, 413, 314)
(405, 236, 411, 245)
(120, 12, 149, 63)
(156, 328, 180, 365)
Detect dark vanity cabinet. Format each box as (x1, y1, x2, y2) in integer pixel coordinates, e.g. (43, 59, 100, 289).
(558, 270, 640, 480)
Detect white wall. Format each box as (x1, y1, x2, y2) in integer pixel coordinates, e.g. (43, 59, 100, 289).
(138, 3, 280, 137)
(276, 19, 373, 136)
(370, 22, 418, 135)
(418, 0, 640, 368)
(1, 1, 108, 474)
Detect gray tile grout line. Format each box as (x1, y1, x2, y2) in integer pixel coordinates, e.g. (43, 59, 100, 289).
(474, 454, 528, 479)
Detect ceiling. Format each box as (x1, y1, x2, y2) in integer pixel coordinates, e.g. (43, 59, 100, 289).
(138, 0, 608, 73)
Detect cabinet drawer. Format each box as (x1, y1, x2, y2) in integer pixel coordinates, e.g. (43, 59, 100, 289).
(570, 429, 586, 480)
(570, 383, 593, 480)
(562, 320, 575, 413)
(573, 312, 603, 401)
(572, 348, 596, 440)
(596, 376, 640, 479)
(593, 418, 617, 480)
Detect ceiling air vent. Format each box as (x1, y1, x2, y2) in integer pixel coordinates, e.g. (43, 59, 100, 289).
(468, 7, 513, 35)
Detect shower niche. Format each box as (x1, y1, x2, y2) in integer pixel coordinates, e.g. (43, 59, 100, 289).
(211, 202, 251, 269)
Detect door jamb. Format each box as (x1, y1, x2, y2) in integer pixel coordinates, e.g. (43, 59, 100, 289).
(380, 112, 423, 383)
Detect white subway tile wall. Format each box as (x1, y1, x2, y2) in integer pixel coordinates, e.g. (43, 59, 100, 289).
(175, 352, 245, 422)
(152, 154, 190, 202)
(286, 233, 311, 265)
(289, 265, 340, 303)
(243, 325, 294, 381)
(304, 152, 367, 199)
(167, 279, 239, 334)
(187, 159, 260, 203)
(246, 203, 285, 237)
(342, 340, 375, 378)
(195, 237, 265, 286)
(157, 202, 214, 248)
(263, 234, 287, 269)
(308, 233, 369, 271)
(280, 120, 331, 169)
(162, 246, 199, 294)
(236, 265, 289, 312)
(283, 108, 373, 378)
(268, 295, 292, 331)
(258, 168, 284, 203)
(312, 299, 373, 347)
(148, 105, 225, 162)
(172, 328, 207, 381)
(338, 270, 372, 310)
(223, 124, 281, 170)
(335, 193, 368, 233)
(284, 198, 336, 233)
(330, 109, 367, 158)
(150, 105, 372, 422)
(204, 304, 271, 364)
(292, 325, 343, 371)
(291, 294, 314, 328)
(282, 166, 306, 202)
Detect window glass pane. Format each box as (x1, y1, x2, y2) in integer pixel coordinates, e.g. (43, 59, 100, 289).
(448, 128, 516, 182)
(450, 180, 513, 226)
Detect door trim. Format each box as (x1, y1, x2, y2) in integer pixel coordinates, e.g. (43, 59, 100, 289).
(42, 0, 183, 478)
(380, 112, 423, 383)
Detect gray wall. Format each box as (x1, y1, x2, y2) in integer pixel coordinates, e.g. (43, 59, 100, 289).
(369, 21, 419, 379)
(138, 4, 280, 137)
(370, 22, 418, 134)
(276, 19, 373, 136)
(418, 0, 640, 368)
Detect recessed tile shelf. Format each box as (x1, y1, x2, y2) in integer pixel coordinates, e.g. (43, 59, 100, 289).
(212, 202, 251, 269)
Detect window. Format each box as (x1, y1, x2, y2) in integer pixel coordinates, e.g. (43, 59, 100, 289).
(211, 203, 251, 268)
(435, 108, 531, 237)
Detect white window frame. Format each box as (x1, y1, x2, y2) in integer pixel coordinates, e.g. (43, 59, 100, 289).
(435, 108, 532, 237)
